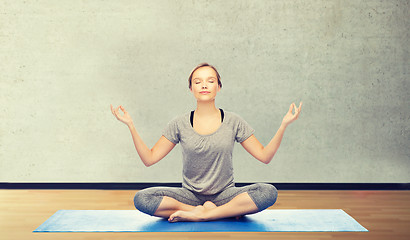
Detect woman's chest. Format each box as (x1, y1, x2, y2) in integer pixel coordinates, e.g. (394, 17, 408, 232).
(193, 118, 222, 135)
(180, 125, 235, 154)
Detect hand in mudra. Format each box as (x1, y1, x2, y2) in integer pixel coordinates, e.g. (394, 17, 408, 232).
(281, 102, 303, 127)
(111, 104, 133, 127)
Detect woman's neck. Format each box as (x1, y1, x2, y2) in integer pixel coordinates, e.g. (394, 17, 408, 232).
(194, 100, 219, 118)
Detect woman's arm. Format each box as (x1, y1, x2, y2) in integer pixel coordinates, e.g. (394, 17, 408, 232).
(240, 102, 302, 164)
(263, 123, 287, 164)
(128, 123, 176, 167)
(240, 124, 286, 164)
(111, 105, 175, 167)
(127, 123, 155, 166)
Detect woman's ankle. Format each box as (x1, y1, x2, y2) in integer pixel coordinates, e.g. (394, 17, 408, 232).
(203, 201, 217, 210)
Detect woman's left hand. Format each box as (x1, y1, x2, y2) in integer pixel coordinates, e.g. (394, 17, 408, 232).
(281, 101, 303, 127)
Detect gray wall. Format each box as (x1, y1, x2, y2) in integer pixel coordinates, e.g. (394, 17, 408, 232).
(1, 0, 409, 183)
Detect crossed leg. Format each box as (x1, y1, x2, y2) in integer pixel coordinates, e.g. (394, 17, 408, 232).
(155, 192, 259, 222)
(134, 183, 277, 223)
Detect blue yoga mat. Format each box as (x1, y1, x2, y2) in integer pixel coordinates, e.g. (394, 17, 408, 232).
(33, 209, 368, 232)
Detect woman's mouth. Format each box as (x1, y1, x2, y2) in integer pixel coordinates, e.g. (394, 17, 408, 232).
(200, 91, 210, 94)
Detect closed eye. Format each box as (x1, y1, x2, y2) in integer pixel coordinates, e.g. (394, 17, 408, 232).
(196, 80, 214, 84)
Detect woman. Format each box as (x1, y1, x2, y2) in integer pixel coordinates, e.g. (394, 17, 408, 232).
(111, 62, 302, 223)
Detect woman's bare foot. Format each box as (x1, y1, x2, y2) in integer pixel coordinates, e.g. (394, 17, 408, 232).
(168, 205, 207, 223)
(203, 201, 217, 210)
(204, 201, 243, 220)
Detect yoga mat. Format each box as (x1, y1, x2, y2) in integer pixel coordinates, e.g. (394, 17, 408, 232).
(33, 209, 368, 232)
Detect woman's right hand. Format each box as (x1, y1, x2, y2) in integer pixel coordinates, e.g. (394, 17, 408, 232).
(111, 104, 134, 127)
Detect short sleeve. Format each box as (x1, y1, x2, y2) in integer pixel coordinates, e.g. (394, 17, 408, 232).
(235, 114, 255, 143)
(161, 117, 180, 144)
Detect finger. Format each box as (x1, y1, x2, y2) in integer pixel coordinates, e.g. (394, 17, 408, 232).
(111, 105, 117, 115)
(113, 107, 119, 118)
(110, 105, 115, 115)
(288, 103, 293, 113)
(293, 103, 297, 114)
(295, 104, 302, 118)
(120, 106, 126, 113)
(299, 101, 303, 111)
(295, 109, 300, 118)
(115, 106, 121, 116)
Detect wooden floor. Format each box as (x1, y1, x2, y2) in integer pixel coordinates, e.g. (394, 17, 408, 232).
(0, 190, 409, 240)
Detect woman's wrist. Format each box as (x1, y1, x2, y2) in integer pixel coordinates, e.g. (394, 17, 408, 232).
(127, 121, 135, 129)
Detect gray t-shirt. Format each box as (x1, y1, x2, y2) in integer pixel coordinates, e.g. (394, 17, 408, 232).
(162, 110, 255, 195)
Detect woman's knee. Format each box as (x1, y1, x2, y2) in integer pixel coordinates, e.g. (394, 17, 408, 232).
(133, 188, 162, 216)
(262, 183, 278, 207)
(249, 183, 278, 211)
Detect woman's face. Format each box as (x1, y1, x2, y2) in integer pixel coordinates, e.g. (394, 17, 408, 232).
(190, 66, 221, 102)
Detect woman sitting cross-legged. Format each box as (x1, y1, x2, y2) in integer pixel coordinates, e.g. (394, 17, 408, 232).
(111, 62, 302, 222)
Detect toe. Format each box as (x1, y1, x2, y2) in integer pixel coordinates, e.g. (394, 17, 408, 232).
(168, 213, 176, 222)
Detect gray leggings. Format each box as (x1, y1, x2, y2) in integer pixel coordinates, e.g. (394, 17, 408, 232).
(134, 183, 278, 216)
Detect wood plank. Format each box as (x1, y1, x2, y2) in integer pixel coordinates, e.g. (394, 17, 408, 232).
(0, 190, 409, 239)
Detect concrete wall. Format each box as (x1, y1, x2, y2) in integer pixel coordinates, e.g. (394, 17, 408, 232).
(1, 0, 409, 183)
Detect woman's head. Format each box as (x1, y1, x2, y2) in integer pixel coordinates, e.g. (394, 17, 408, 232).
(188, 63, 222, 90)
(188, 63, 222, 102)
